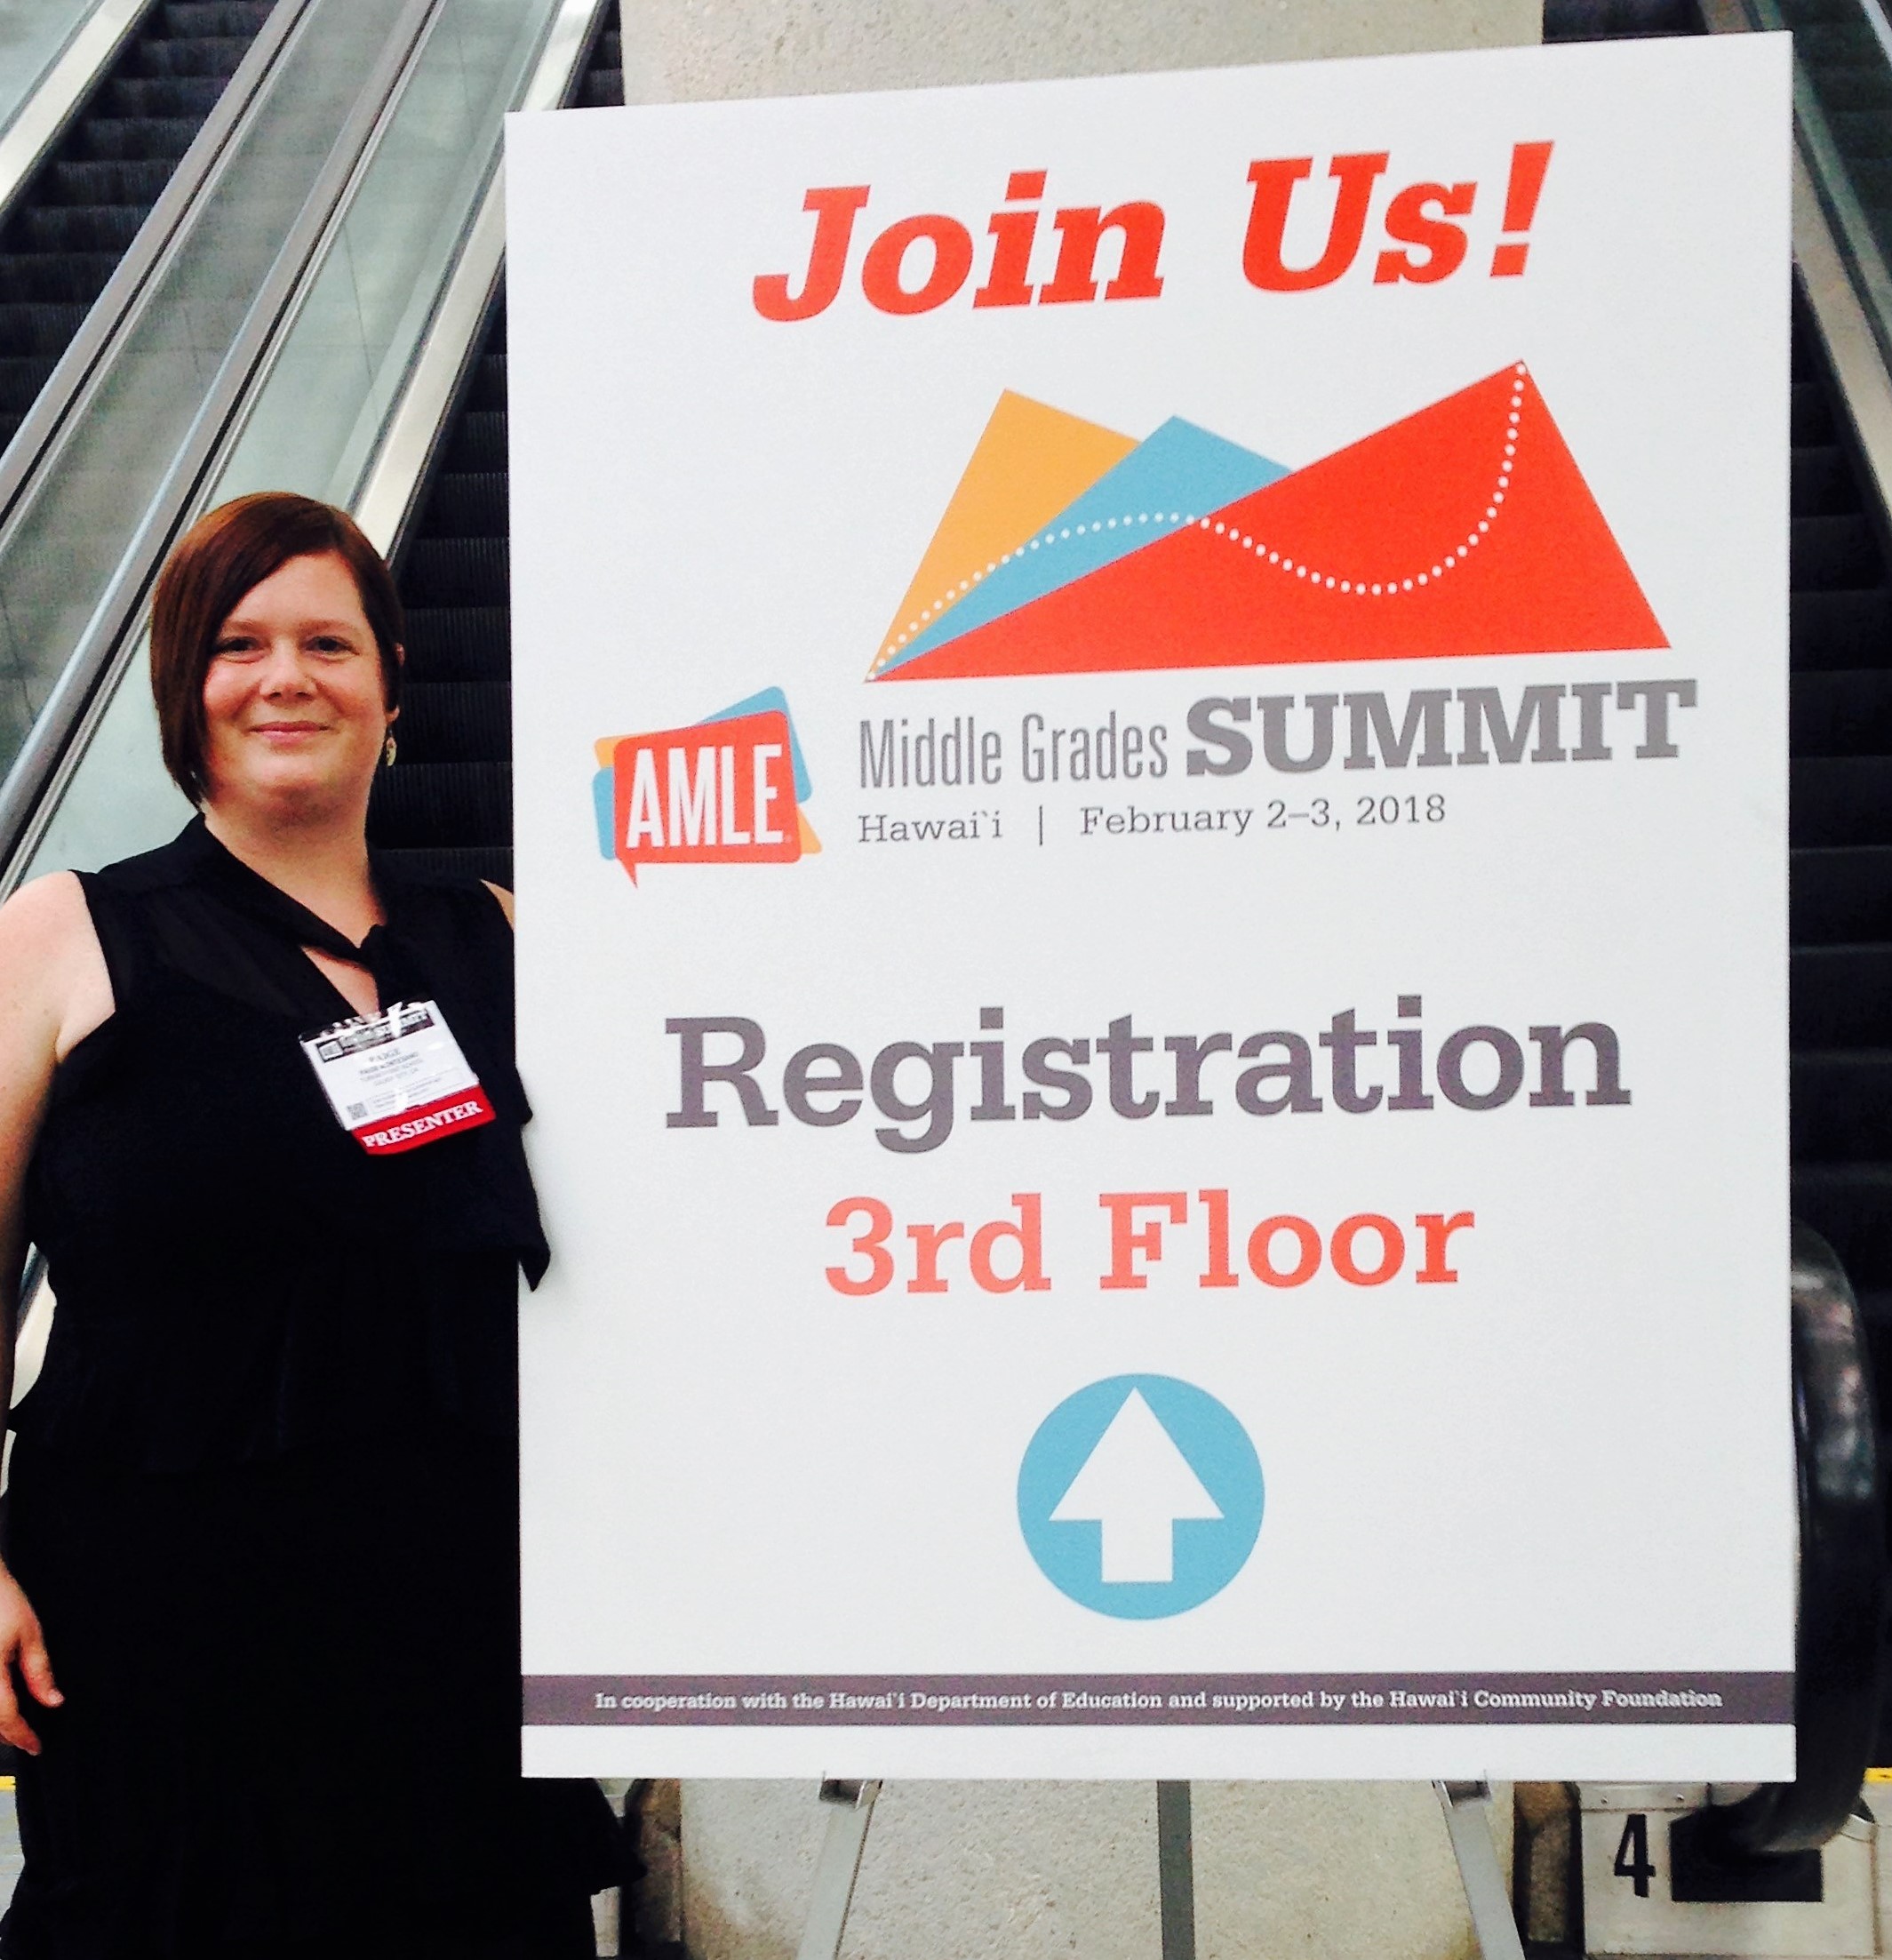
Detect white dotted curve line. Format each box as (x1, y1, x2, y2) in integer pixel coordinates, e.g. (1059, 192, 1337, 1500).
(1203, 365, 1526, 597)
(874, 508, 1201, 670)
(874, 366, 1528, 668)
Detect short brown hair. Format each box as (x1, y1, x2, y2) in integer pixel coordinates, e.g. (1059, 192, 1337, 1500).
(151, 492, 403, 803)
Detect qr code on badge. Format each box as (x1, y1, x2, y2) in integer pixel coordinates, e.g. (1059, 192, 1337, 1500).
(346, 1102, 368, 1121)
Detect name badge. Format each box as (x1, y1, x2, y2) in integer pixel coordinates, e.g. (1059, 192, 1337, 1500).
(299, 998, 495, 1155)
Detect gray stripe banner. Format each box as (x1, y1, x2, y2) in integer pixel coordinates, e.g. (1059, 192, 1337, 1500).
(523, 1672, 1793, 1727)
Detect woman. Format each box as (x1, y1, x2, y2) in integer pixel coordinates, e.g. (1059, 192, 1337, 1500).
(0, 492, 615, 1956)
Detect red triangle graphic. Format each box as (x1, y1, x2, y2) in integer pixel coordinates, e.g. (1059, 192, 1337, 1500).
(880, 365, 1666, 680)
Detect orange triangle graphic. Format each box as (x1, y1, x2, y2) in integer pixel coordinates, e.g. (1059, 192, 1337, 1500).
(880, 365, 1665, 679)
(873, 391, 1137, 676)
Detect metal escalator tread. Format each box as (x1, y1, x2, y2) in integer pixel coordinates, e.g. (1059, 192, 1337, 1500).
(0, 0, 279, 459)
(372, 18, 624, 887)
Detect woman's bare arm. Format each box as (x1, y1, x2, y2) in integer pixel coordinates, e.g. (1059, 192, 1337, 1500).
(0, 874, 111, 1748)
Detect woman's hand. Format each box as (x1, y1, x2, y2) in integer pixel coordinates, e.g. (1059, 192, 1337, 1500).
(0, 1564, 60, 1754)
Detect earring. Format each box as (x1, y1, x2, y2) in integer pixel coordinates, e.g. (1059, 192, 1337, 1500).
(383, 732, 398, 768)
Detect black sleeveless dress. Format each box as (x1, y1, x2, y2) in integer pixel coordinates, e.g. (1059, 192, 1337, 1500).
(0, 819, 617, 1959)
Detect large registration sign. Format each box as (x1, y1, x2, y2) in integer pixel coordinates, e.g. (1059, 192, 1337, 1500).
(509, 36, 1793, 1778)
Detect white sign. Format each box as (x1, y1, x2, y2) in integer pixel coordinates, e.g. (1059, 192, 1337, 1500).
(507, 34, 1794, 1778)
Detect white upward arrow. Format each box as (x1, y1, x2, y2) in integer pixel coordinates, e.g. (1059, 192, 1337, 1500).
(1050, 1389, 1223, 1583)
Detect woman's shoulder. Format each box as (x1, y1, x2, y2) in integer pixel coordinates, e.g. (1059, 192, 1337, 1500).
(0, 872, 112, 1058)
(0, 869, 94, 961)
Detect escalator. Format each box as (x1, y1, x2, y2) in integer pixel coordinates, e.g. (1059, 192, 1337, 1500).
(0, 0, 280, 458)
(1786, 292, 1892, 1674)
(371, 16, 624, 886)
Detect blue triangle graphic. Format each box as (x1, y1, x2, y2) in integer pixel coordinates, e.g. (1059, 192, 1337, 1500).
(876, 420, 1289, 676)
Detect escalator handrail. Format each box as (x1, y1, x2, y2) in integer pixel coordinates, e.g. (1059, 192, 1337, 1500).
(1717, 1224, 1885, 1853)
(0, 0, 447, 894)
(351, 0, 607, 553)
(0, 0, 319, 539)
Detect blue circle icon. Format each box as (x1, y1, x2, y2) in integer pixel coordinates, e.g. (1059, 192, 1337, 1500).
(1017, 1375, 1264, 1620)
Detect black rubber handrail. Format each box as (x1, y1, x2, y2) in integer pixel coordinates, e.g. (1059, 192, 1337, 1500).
(1717, 1223, 1883, 1853)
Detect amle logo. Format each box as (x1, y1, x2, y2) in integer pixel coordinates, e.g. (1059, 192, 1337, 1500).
(591, 687, 820, 885)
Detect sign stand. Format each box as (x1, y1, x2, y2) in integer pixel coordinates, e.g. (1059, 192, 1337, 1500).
(794, 1780, 882, 1960)
(793, 1777, 1524, 1960)
(1437, 1781, 1529, 1960)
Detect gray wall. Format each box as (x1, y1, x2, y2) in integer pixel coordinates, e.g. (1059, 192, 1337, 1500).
(622, 0, 1540, 100)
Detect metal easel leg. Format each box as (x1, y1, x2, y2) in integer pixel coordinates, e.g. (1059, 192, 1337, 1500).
(1436, 1780, 1527, 1960)
(794, 1779, 882, 1960)
(1155, 1780, 1198, 1960)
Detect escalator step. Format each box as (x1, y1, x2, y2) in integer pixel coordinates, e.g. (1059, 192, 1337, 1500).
(1792, 757, 1892, 846)
(126, 35, 253, 79)
(161, 3, 275, 31)
(1792, 588, 1892, 669)
(9, 205, 151, 256)
(369, 763, 512, 847)
(1792, 379, 1839, 445)
(1792, 1164, 1892, 1287)
(1792, 1051, 1892, 1160)
(0, 358, 54, 414)
(100, 74, 231, 120)
(1792, 512, 1883, 589)
(395, 681, 510, 763)
(1793, 445, 1862, 517)
(402, 606, 510, 680)
(577, 72, 623, 108)
(68, 117, 201, 163)
(420, 471, 507, 538)
(1792, 844, 1892, 944)
(0, 304, 88, 356)
(0, 256, 119, 305)
(40, 158, 176, 206)
(443, 410, 507, 471)
(1792, 669, 1892, 755)
(382, 844, 514, 887)
(403, 538, 508, 606)
(1792, 943, 1892, 1046)
(465, 354, 507, 411)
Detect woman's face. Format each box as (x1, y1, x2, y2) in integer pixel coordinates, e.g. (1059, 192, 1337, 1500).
(200, 550, 393, 820)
